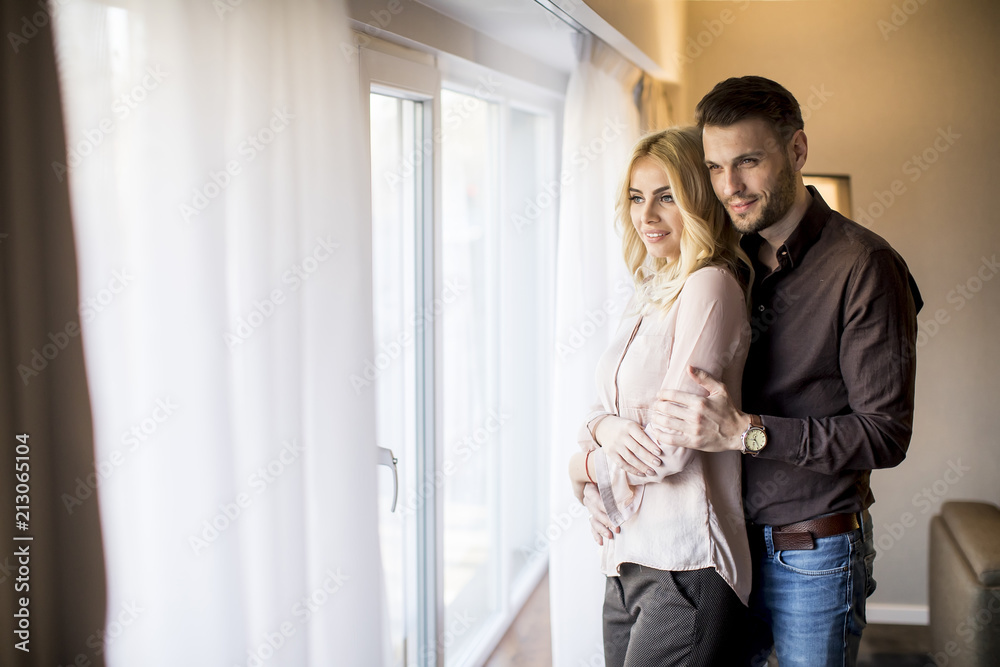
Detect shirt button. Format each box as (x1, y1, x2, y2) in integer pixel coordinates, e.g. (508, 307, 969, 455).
(758, 305, 765, 312)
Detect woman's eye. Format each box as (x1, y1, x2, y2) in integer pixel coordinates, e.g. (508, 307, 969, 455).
(630, 195, 643, 203)
(661, 194, 674, 203)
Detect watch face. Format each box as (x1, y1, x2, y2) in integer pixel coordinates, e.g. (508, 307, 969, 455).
(746, 428, 767, 452)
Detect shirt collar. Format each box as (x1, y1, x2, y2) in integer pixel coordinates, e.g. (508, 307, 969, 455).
(739, 185, 832, 270)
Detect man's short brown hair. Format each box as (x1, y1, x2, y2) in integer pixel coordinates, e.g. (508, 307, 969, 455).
(695, 76, 804, 143)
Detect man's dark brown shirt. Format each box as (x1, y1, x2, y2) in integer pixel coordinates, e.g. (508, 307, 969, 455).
(741, 186, 922, 526)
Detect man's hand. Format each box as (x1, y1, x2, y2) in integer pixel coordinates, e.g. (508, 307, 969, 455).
(648, 366, 747, 452)
(583, 482, 618, 546)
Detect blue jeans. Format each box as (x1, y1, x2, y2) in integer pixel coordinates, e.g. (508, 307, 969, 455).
(747, 512, 876, 667)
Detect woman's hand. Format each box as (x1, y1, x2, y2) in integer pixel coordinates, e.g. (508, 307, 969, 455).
(584, 483, 618, 545)
(593, 415, 663, 477)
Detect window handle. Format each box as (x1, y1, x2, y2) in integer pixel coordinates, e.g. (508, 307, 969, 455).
(376, 446, 399, 512)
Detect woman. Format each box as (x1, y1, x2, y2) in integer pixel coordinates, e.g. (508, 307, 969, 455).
(568, 127, 753, 666)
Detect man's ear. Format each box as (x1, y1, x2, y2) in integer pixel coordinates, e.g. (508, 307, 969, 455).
(789, 129, 808, 172)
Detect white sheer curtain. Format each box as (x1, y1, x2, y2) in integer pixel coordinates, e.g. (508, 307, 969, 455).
(548, 35, 642, 667)
(51, 1, 383, 665)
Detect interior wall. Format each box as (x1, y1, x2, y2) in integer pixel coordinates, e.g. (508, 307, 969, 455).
(677, 0, 1000, 613)
(581, 0, 685, 81)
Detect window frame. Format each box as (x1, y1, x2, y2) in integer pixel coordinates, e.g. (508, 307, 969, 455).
(360, 37, 564, 667)
(361, 45, 443, 667)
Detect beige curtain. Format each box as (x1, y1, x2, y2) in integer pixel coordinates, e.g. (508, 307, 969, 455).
(637, 73, 676, 133)
(548, 35, 679, 666)
(548, 34, 642, 667)
(0, 2, 107, 666)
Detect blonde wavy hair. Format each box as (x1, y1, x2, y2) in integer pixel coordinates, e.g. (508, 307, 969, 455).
(616, 126, 752, 315)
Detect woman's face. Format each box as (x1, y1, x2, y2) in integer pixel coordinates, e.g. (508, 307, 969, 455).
(629, 157, 684, 261)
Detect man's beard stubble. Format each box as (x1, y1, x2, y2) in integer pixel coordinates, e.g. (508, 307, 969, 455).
(728, 159, 798, 235)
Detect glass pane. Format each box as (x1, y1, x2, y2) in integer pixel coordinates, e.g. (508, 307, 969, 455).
(441, 88, 499, 664)
(370, 92, 421, 667)
(502, 108, 554, 585)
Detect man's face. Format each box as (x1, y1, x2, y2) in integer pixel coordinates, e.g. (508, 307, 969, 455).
(702, 118, 798, 235)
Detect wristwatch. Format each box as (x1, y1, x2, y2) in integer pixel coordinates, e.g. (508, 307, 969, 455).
(740, 414, 767, 456)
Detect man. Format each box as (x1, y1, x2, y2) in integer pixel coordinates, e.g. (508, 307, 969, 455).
(583, 76, 921, 666)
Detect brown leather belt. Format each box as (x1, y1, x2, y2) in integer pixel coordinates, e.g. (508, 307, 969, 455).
(766, 512, 860, 551)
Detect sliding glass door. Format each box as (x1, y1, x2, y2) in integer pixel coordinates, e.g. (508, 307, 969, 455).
(439, 87, 500, 662)
(363, 45, 559, 667)
(365, 48, 441, 667)
(370, 91, 426, 667)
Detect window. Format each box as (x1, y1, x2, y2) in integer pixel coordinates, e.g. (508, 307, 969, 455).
(440, 87, 501, 657)
(371, 91, 427, 667)
(363, 45, 560, 666)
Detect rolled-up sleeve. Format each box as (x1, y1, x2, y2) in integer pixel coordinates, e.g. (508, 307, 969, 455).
(577, 406, 612, 453)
